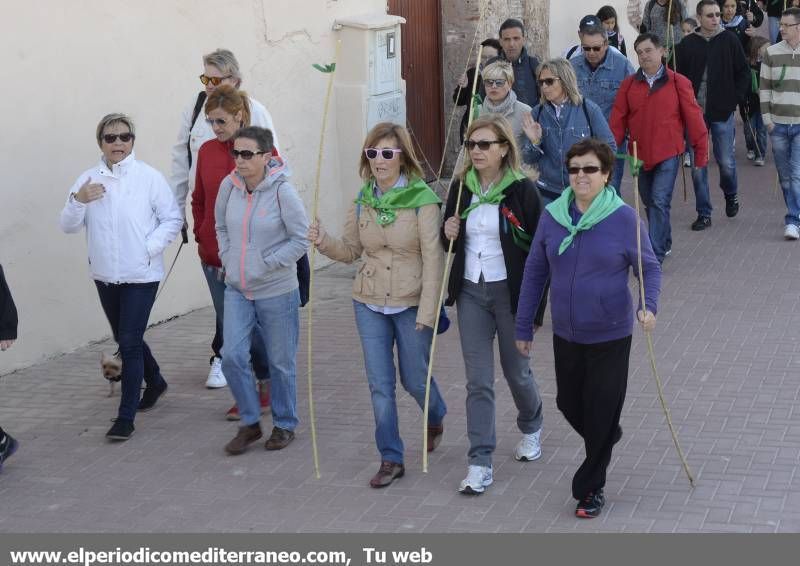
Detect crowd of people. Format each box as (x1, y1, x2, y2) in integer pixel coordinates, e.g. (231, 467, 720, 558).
(3, 0, 800, 521)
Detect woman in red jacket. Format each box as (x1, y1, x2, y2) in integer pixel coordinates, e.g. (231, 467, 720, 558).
(191, 85, 270, 417)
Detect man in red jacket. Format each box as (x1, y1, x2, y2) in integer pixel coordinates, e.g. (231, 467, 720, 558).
(610, 32, 709, 263)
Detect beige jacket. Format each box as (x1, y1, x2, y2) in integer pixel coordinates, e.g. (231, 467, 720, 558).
(317, 201, 444, 328)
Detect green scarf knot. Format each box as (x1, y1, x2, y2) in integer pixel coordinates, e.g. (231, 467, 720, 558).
(355, 177, 441, 225)
(546, 186, 625, 255)
(460, 167, 526, 219)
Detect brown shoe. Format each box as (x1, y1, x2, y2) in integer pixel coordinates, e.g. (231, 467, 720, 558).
(264, 426, 295, 450)
(427, 423, 444, 452)
(224, 423, 262, 455)
(369, 461, 405, 488)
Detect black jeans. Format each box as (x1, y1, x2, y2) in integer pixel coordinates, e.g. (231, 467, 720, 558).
(553, 333, 632, 500)
(95, 281, 165, 421)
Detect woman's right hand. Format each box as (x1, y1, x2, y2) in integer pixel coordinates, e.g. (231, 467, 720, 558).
(443, 215, 461, 240)
(457, 73, 468, 88)
(522, 114, 542, 145)
(307, 218, 325, 246)
(74, 178, 105, 204)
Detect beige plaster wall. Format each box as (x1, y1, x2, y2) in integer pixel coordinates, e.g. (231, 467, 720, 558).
(0, 0, 385, 374)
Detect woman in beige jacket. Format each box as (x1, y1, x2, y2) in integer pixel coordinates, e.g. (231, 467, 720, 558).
(308, 122, 447, 489)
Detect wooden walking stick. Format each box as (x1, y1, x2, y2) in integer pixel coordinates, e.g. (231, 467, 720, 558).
(631, 141, 695, 488)
(306, 40, 341, 480)
(422, 0, 489, 472)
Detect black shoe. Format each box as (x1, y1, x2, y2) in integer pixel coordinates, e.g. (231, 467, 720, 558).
(106, 419, 135, 441)
(576, 489, 605, 518)
(691, 216, 711, 231)
(613, 425, 623, 445)
(0, 433, 19, 472)
(138, 381, 167, 412)
(725, 195, 740, 218)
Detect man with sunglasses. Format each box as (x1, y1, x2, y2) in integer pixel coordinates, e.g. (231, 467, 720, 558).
(760, 7, 800, 240)
(569, 17, 635, 195)
(673, 0, 750, 232)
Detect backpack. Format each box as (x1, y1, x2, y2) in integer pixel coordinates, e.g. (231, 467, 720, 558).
(187, 91, 207, 168)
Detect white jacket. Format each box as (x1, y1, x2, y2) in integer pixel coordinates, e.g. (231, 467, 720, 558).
(169, 94, 279, 217)
(60, 153, 183, 284)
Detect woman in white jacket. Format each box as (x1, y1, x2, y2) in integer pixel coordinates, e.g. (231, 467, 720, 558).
(60, 113, 182, 441)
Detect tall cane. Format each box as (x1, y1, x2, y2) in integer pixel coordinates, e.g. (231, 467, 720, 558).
(306, 40, 341, 480)
(422, 0, 489, 472)
(631, 141, 695, 488)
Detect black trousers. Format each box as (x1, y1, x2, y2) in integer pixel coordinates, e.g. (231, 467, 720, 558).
(553, 333, 632, 500)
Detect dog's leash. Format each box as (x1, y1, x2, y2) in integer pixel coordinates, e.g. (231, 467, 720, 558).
(154, 231, 187, 303)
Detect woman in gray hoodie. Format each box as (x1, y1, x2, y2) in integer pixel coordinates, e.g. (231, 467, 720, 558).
(215, 126, 309, 455)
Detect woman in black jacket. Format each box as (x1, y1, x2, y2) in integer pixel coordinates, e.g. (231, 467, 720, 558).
(0, 264, 19, 472)
(441, 114, 544, 495)
(453, 39, 502, 143)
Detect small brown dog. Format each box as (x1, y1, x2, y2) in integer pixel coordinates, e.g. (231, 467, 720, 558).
(101, 351, 122, 397)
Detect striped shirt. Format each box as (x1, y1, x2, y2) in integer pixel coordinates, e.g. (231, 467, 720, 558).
(760, 41, 800, 126)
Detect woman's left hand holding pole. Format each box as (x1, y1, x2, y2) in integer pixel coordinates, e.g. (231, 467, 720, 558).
(637, 309, 656, 332)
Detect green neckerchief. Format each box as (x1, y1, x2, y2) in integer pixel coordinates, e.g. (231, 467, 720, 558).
(460, 167, 526, 219)
(355, 177, 441, 225)
(546, 186, 625, 255)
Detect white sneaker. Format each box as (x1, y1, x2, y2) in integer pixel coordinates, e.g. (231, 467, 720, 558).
(754, 158, 765, 167)
(514, 430, 542, 461)
(682, 153, 691, 167)
(459, 465, 493, 495)
(746, 150, 756, 161)
(205, 357, 227, 388)
(784, 225, 800, 241)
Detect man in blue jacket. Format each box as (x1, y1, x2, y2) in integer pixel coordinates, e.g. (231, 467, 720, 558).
(493, 18, 541, 108)
(570, 19, 635, 195)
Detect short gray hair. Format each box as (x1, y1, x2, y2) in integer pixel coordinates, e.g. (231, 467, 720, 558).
(95, 113, 135, 147)
(482, 61, 515, 85)
(203, 48, 242, 87)
(537, 58, 583, 106)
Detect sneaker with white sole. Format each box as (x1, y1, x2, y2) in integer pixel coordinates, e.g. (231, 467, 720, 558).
(458, 465, 493, 495)
(682, 152, 691, 167)
(206, 357, 227, 389)
(785, 225, 800, 241)
(746, 150, 756, 160)
(514, 430, 542, 461)
(754, 158, 765, 167)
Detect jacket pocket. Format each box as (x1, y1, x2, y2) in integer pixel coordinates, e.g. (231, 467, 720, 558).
(243, 246, 271, 289)
(357, 263, 376, 297)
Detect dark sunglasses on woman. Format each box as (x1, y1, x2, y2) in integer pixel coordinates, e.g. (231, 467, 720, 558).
(537, 77, 560, 87)
(484, 79, 507, 88)
(364, 148, 402, 160)
(199, 74, 232, 86)
(464, 140, 504, 151)
(230, 149, 267, 160)
(102, 133, 135, 144)
(567, 165, 602, 175)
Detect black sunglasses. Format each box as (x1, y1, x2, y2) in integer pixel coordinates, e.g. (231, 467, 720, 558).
(484, 79, 507, 88)
(365, 148, 402, 160)
(537, 77, 560, 87)
(102, 133, 134, 144)
(581, 45, 604, 52)
(567, 165, 602, 175)
(230, 149, 267, 160)
(464, 140, 505, 151)
(199, 74, 232, 86)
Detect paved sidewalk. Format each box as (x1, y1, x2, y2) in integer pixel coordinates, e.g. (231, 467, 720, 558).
(2, 146, 800, 533)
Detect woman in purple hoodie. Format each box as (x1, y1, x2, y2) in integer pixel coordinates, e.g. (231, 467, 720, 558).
(515, 138, 661, 519)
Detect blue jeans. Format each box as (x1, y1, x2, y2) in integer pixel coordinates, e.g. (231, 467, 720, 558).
(769, 16, 780, 44)
(222, 287, 299, 429)
(690, 113, 738, 217)
(638, 156, 680, 262)
(743, 111, 767, 160)
(94, 281, 165, 422)
(609, 139, 627, 197)
(201, 263, 269, 380)
(770, 124, 800, 227)
(353, 301, 447, 464)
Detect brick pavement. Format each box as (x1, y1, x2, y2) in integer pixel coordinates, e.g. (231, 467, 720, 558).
(2, 138, 800, 532)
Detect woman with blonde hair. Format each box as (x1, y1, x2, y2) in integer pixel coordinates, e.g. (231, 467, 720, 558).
(308, 122, 447, 489)
(191, 85, 271, 419)
(442, 114, 545, 495)
(478, 60, 532, 152)
(521, 58, 616, 204)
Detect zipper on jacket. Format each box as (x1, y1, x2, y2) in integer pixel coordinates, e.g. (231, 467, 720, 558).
(240, 192, 254, 296)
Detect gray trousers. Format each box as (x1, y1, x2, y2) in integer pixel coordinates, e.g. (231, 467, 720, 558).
(457, 278, 543, 466)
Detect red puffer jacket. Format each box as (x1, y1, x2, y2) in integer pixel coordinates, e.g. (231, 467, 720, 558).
(192, 138, 234, 268)
(610, 67, 708, 171)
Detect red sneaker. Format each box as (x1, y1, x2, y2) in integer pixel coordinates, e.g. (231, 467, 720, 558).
(224, 383, 270, 421)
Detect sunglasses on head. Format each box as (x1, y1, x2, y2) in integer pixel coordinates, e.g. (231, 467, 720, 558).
(365, 148, 402, 160)
(102, 133, 134, 144)
(464, 140, 505, 151)
(230, 149, 267, 160)
(484, 79, 507, 88)
(199, 74, 232, 86)
(582, 45, 604, 52)
(567, 165, 602, 175)
(538, 77, 560, 87)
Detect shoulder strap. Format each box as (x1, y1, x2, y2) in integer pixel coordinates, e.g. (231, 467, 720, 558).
(566, 45, 579, 60)
(581, 98, 594, 138)
(187, 91, 207, 168)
